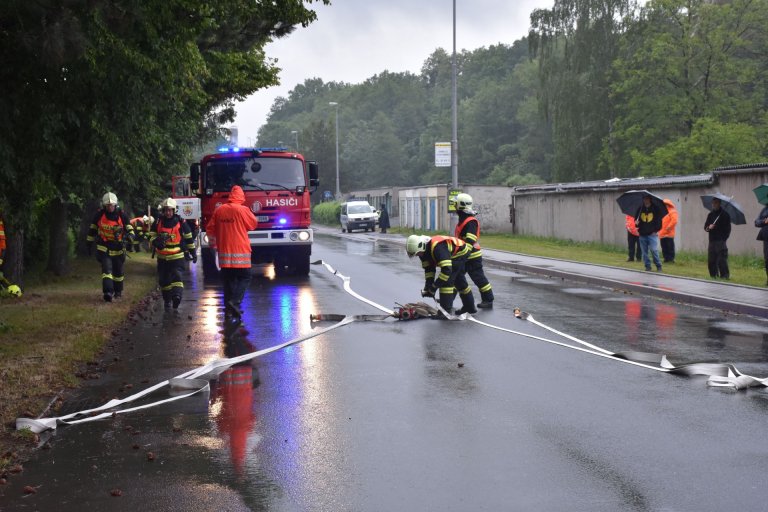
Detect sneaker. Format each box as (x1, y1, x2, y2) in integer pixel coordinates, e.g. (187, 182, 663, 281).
(626, 258, 634, 262)
(645, 267, 652, 271)
(172, 296, 181, 309)
(656, 266, 662, 272)
(103, 292, 113, 302)
(477, 301, 493, 309)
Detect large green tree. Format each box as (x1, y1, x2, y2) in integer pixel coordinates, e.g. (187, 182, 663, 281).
(0, 0, 328, 280)
(606, 0, 768, 176)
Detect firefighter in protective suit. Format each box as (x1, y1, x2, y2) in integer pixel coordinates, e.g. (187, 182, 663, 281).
(453, 193, 494, 308)
(87, 192, 135, 302)
(149, 198, 196, 309)
(406, 234, 477, 315)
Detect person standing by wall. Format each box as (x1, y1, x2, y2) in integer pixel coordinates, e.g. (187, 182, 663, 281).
(378, 204, 390, 234)
(0, 212, 5, 273)
(453, 193, 494, 308)
(636, 194, 663, 272)
(86, 192, 135, 302)
(659, 199, 678, 263)
(625, 215, 641, 262)
(206, 185, 258, 322)
(704, 197, 731, 279)
(149, 198, 196, 310)
(755, 203, 768, 286)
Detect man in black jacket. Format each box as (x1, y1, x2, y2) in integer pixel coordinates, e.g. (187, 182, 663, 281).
(705, 198, 731, 279)
(635, 194, 663, 272)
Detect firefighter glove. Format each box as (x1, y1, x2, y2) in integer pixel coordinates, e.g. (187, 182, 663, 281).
(421, 287, 436, 298)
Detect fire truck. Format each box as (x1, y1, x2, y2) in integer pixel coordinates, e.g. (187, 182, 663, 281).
(189, 146, 319, 276)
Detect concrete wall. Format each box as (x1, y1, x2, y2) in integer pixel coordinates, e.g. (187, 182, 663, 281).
(512, 168, 768, 257)
(347, 166, 768, 256)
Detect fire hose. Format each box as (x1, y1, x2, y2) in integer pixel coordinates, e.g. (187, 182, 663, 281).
(17, 259, 767, 434)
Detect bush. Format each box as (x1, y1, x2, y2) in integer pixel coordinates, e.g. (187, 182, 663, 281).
(312, 201, 342, 226)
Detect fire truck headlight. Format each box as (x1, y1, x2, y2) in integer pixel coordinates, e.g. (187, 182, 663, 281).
(298, 231, 310, 241)
(290, 232, 298, 241)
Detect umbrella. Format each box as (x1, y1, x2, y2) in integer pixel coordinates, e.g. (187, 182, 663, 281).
(753, 183, 768, 205)
(700, 193, 746, 225)
(616, 190, 669, 219)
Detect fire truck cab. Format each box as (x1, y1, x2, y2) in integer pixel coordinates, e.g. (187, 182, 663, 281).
(190, 147, 319, 276)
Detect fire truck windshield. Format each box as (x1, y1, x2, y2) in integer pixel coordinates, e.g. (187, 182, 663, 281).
(204, 157, 305, 193)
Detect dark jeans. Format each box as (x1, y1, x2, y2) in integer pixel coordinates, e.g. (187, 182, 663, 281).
(221, 267, 253, 315)
(627, 233, 641, 261)
(660, 237, 675, 262)
(707, 240, 729, 278)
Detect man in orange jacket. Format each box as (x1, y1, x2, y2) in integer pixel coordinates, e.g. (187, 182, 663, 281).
(625, 215, 641, 262)
(659, 199, 678, 263)
(206, 185, 257, 321)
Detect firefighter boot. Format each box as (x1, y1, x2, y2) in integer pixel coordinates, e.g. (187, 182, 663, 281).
(456, 290, 477, 315)
(478, 289, 494, 309)
(438, 291, 456, 317)
(162, 290, 172, 310)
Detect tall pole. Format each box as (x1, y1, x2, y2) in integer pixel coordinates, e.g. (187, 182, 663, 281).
(291, 130, 299, 151)
(329, 102, 341, 199)
(450, 0, 458, 229)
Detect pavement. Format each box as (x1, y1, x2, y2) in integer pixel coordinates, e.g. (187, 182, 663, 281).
(315, 225, 768, 319)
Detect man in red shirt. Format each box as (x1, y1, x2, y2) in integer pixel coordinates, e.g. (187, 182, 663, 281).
(206, 185, 257, 321)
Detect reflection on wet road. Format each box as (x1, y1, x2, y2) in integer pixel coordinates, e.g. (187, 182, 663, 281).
(2, 233, 768, 511)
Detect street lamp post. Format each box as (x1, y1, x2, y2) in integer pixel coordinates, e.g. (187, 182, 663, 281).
(450, 0, 459, 231)
(329, 102, 341, 199)
(291, 130, 299, 151)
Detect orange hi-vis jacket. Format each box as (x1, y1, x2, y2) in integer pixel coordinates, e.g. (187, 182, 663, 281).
(206, 186, 258, 268)
(455, 214, 482, 259)
(625, 215, 639, 237)
(659, 199, 678, 238)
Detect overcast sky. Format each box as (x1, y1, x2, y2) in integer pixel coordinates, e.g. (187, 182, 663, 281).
(232, 0, 554, 146)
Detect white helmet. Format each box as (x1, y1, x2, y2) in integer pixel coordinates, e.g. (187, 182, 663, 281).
(142, 215, 149, 223)
(102, 192, 118, 206)
(406, 235, 431, 257)
(161, 198, 177, 210)
(454, 193, 474, 214)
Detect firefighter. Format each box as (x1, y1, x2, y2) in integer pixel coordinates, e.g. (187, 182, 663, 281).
(405, 234, 477, 315)
(452, 193, 494, 308)
(149, 198, 196, 309)
(86, 192, 135, 302)
(128, 215, 151, 252)
(206, 185, 258, 321)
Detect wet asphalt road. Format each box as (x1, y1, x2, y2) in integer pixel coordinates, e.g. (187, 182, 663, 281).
(2, 232, 768, 511)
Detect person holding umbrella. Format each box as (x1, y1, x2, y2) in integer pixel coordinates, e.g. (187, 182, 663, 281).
(704, 197, 732, 279)
(636, 194, 664, 272)
(753, 183, 768, 286)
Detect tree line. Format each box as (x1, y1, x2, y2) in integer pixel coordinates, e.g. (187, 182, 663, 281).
(0, 0, 329, 283)
(259, 0, 767, 195)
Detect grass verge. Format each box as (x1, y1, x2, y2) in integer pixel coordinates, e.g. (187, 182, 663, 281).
(0, 253, 158, 471)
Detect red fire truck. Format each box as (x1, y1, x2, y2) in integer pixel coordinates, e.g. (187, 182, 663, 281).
(189, 146, 319, 276)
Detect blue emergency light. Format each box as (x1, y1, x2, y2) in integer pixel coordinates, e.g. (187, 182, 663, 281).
(278, 218, 287, 225)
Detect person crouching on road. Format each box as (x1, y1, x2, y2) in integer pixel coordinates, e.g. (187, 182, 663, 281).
(149, 198, 196, 309)
(405, 234, 477, 316)
(453, 193, 494, 308)
(206, 185, 258, 321)
(86, 192, 135, 302)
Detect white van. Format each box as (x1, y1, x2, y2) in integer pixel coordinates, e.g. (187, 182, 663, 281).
(340, 201, 377, 233)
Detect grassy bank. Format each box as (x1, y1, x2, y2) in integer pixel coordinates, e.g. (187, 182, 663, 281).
(0, 253, 158, 469)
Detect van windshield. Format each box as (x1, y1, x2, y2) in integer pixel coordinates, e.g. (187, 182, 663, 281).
(348, 204, 373, 214)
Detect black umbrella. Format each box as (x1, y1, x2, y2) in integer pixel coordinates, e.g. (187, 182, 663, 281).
(616, 190, 669, 219)
(700, 193, 746, 225)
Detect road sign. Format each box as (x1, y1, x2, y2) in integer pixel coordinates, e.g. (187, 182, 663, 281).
(435, 142, 451, 167)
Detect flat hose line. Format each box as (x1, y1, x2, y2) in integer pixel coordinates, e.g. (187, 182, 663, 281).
(16, 259, 766, 434)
